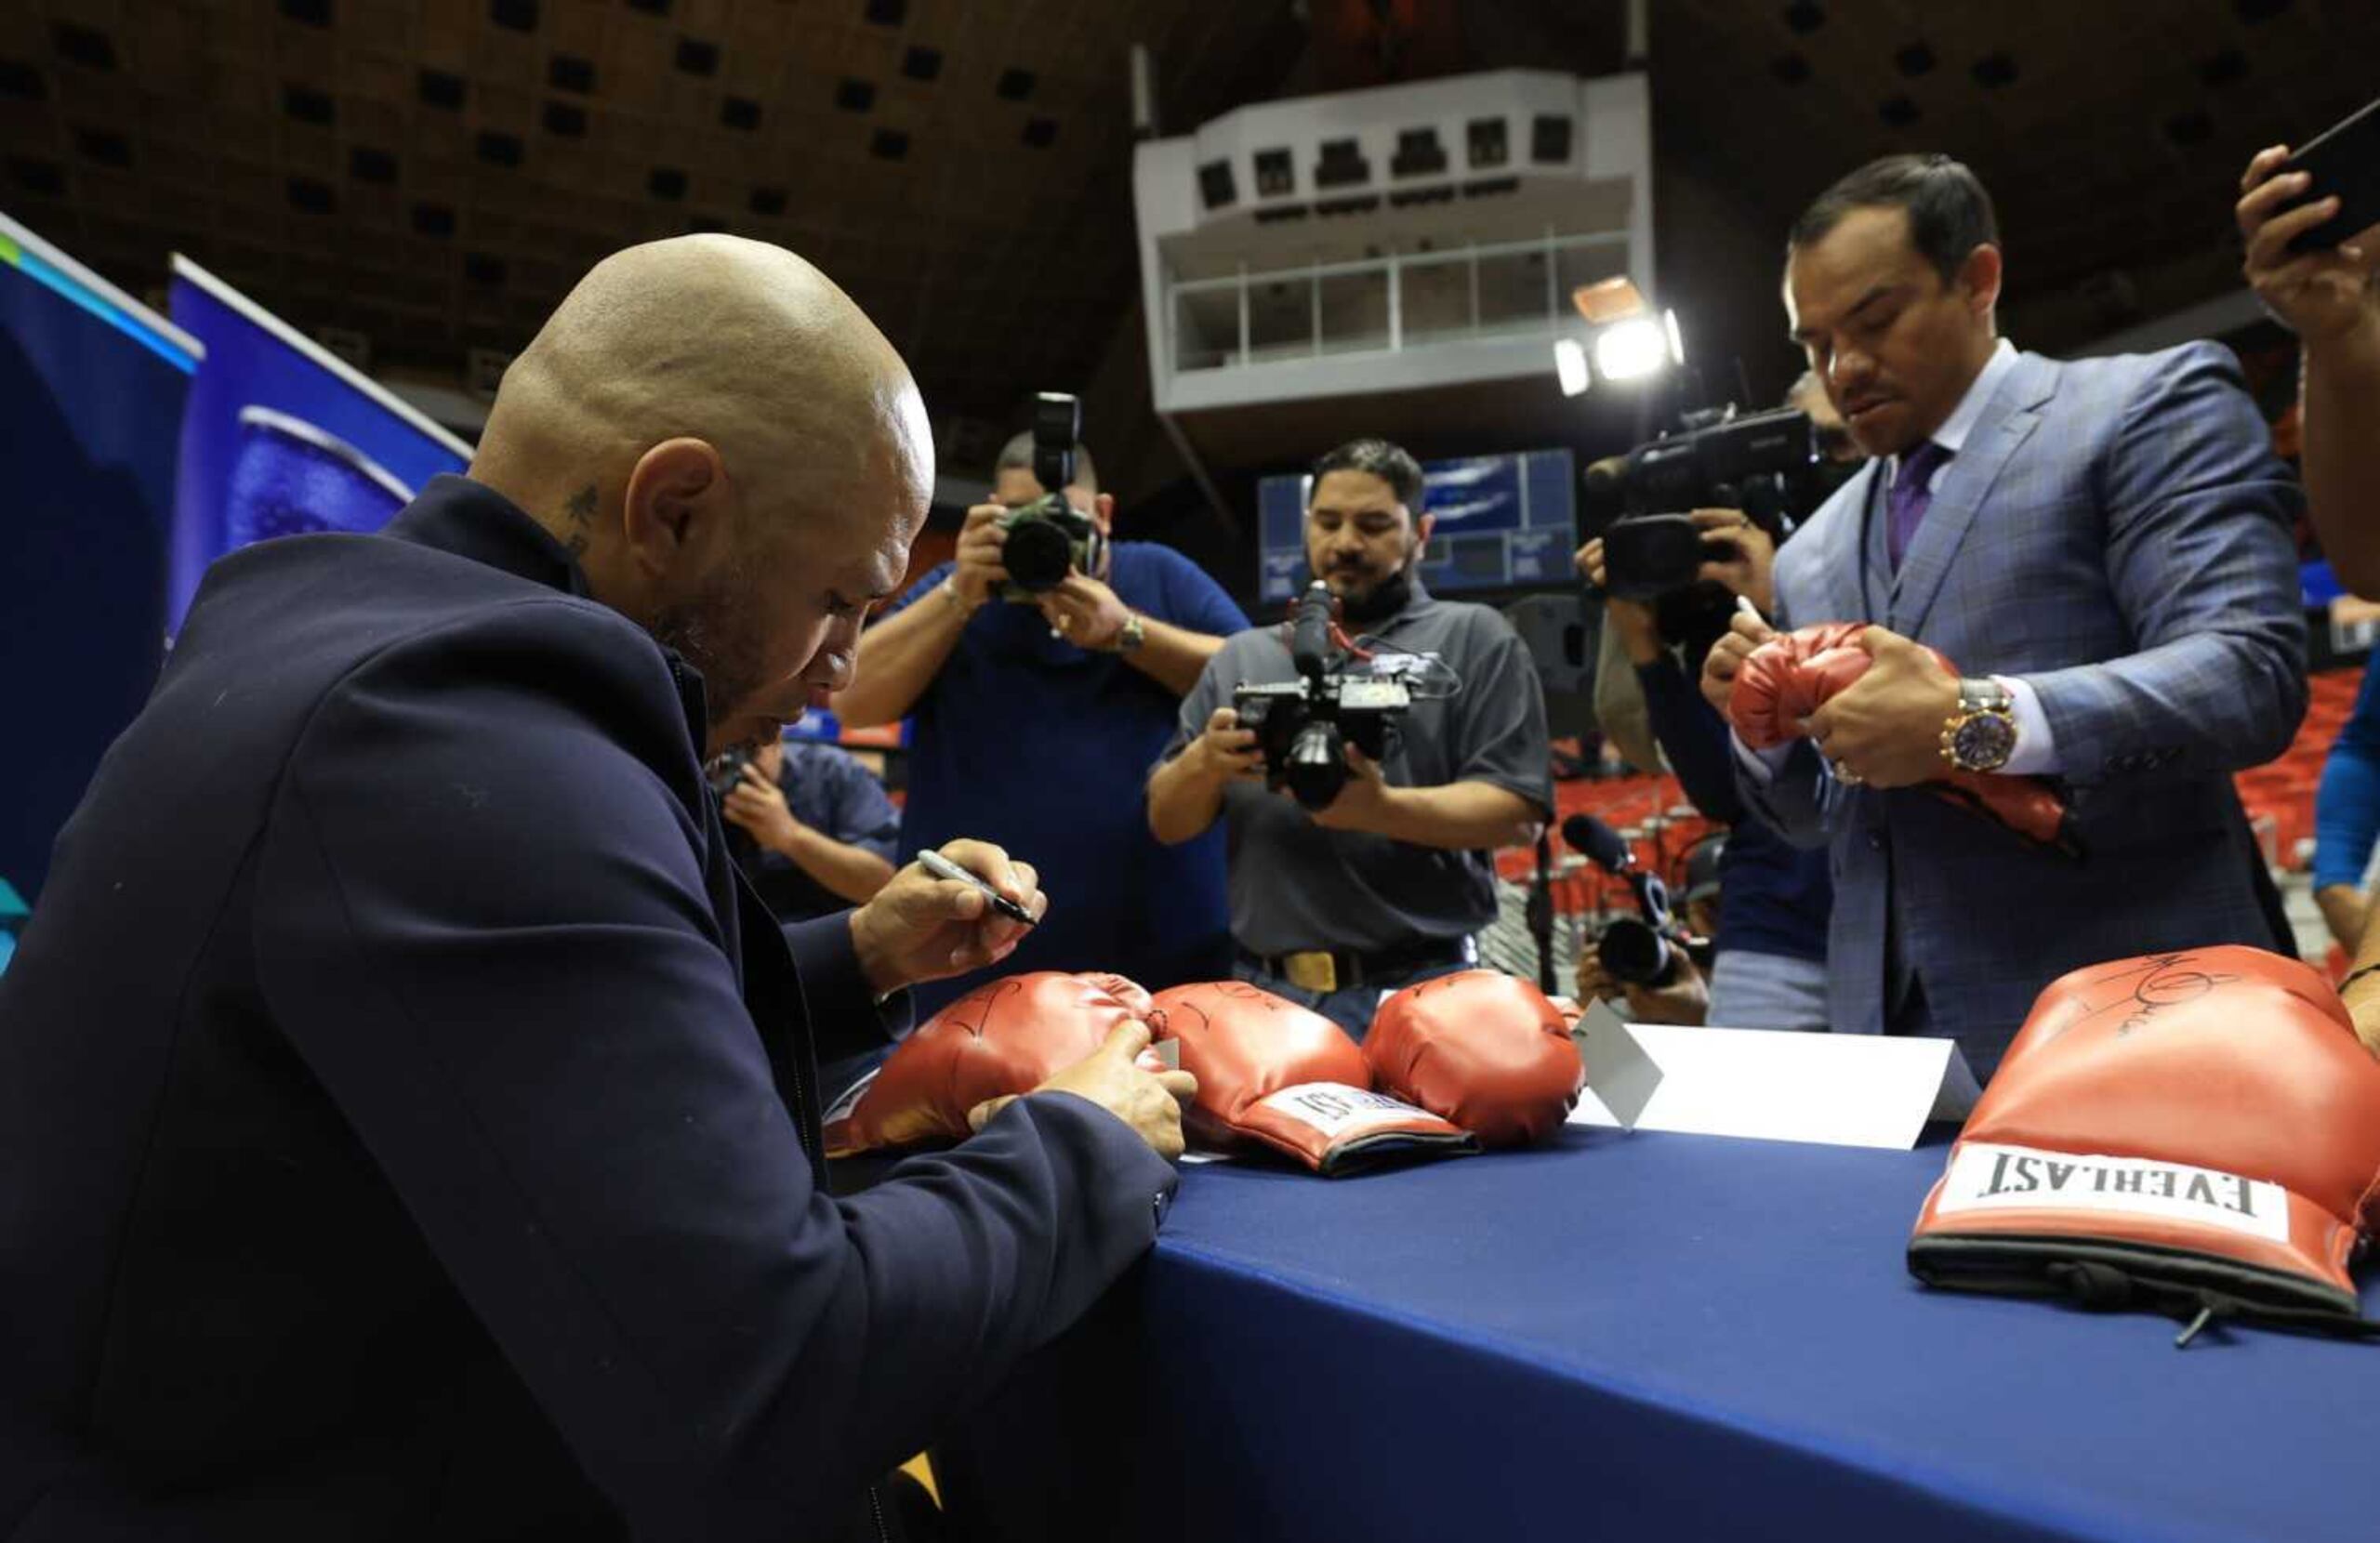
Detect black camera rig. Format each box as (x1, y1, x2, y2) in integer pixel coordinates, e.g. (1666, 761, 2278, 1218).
(1232, 582, 1413, 812)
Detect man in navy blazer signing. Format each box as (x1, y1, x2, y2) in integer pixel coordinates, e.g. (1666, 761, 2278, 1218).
(0, 237, 1196, 1540)
(1702, 153, 2306, 1077)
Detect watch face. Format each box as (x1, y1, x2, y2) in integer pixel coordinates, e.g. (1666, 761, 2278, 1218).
(1953, 713, 2017, 770)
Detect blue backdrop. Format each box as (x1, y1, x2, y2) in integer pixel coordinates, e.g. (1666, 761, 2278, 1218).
(166, 257, 469, 631)
(0, 215, 197, 906)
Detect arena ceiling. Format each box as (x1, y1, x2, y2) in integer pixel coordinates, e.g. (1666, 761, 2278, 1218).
(2, 0, 2373, 476)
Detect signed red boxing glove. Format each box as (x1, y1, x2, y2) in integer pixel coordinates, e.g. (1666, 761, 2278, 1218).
(824, 970, 1153, 1157)
(1909, 946, 2380, 1341)
(1729, 622, 2078, 857)
(1150, 981, 1474, 1177)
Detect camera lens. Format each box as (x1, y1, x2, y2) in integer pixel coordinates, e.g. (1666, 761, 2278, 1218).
(1596, 918, 1675, 986)
(1001, 517, 1074, 593)
(1283, 718, 1347, 811)
(1601, 513, 1709, 601)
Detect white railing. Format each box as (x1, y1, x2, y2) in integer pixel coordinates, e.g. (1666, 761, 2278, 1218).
(1165, 230, 1630, 375)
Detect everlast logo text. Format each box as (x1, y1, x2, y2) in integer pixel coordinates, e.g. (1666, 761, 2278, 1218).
(1933, 1141, 2293, 1244)
(1979, 1150, 2259, 1218)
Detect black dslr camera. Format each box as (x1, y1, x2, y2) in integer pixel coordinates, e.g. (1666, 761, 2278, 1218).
(1581, 404, 1823, 602)
(705, 744, 754, 798)
(998, 391, 1107, 600)
(1233, 582, 1412, 811)
(1565, 813, 1693, 987)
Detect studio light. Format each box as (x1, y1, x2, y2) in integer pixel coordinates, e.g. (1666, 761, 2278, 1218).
(1593, 318, 1668, 382)
(1554, 337, 1590, 397)
(1554, 280, 1683, 394)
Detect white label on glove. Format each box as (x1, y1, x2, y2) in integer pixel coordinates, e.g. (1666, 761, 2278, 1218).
(1256, 1083, 1437, 1141)
(1934, 1142, 2291, 1243)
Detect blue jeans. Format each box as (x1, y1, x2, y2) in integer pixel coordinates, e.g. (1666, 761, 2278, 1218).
(1231, 956, 1475, 1042)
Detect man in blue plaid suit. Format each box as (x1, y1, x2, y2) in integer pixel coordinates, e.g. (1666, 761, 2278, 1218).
(1706, 153, 2307, 1078)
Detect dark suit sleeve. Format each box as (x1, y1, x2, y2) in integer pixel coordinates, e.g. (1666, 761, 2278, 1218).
(2023, 343, 2308, 782)
(251, 599, 1174, 1542)
(1635, 656, 1743, 823)
(782, 911, 914, 1061)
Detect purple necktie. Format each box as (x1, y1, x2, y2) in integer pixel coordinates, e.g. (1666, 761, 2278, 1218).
(1886, 441, 1951, 573)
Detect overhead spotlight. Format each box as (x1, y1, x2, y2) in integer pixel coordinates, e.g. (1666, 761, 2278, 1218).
(1554, 337, 1590, 397)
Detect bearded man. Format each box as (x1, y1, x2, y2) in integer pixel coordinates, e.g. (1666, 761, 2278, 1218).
(1145, 437, 1553, 1038)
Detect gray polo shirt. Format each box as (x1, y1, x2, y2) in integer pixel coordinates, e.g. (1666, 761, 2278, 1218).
(1158, 581, 1553, 956)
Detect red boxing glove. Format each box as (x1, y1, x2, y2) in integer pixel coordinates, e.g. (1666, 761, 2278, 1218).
(1909, 947, 2380, 1342)
(1365, 970, 1585, 1147)
(1149, 982, 1474, 1177)
(824, 970, 1152, 1157)
(1729, 621, 2078, 857)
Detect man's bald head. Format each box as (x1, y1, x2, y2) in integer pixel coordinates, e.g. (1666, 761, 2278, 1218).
(471, 236, 932, 752)
(478, 235, 931, 546)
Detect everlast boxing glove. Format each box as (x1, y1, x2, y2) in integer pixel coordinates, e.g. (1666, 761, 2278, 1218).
(1729, 622, 2079, 857)
(824, 970, 1153, 1157)
(1149, 981, 1475, 1177)
(1909, 946, 2380, 1343)
(1366, 970, 1585, 1147)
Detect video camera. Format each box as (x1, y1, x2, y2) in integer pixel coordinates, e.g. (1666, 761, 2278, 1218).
(1565, 812, 1694, 987)
(1581, 404, 1824, 602)
(1233, 582, 1412, 811)
(998, 391, 1107, 600)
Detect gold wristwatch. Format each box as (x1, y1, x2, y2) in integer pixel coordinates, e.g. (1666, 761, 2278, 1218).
(1114, 613, 1147, 654)
(1940, 678, 2017, 772)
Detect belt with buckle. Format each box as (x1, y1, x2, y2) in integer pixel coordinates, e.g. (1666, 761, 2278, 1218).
(1240, 936, 1476, 996)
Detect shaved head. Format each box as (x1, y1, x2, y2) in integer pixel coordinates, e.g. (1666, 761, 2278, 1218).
(469, 235, 932, 753)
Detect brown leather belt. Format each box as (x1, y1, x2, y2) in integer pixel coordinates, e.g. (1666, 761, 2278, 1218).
(1236, 936, 1475, 995)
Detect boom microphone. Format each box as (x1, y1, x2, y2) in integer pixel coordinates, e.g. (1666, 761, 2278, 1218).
(1563, 812, 1681, 987)
(1563, 812, 1635, 875)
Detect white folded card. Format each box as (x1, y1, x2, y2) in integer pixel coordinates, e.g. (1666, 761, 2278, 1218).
(1566, 1003, 1979, 1151)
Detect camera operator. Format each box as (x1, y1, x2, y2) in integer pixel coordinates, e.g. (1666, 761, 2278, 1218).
(1569, 378, 1856, 1032)
(719, 734, 900, 921)
(1576, 519, 1831, 1031)
(1573, 835, 1722, 1025)
(838, 421, 1250, 1011)
(1146, 438, 1553, 1039)
(2240, 140, 2380, 1058)
(2238, 145, 2380, 596)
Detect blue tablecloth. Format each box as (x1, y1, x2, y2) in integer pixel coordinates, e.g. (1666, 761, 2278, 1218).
(937, 1127, 2379, 1543)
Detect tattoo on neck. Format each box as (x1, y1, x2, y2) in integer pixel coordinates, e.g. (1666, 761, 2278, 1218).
(563, 532, 589, 560)
(564, 484, 598, 525)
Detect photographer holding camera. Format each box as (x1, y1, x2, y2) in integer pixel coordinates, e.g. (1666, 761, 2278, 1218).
(1147, 438, 1553, 1038)
(839, 396, 1250, 1011)
(1570, 379, 1854, 1032)
(717, 735, 901, 921)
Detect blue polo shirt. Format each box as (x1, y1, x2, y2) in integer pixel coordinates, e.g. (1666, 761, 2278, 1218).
(724, 741, 903, 925)
(884, 542, 1250, 1014)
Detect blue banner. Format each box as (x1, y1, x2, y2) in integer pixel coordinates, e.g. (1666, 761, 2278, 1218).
(0, 215, 198, 905)
(166, 257, 469, 630)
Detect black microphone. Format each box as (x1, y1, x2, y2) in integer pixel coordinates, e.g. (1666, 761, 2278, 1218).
(1290, 580, 1334, 683)
(1565, 812, 1680, 986)
(1563, 812, 1636, 875)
